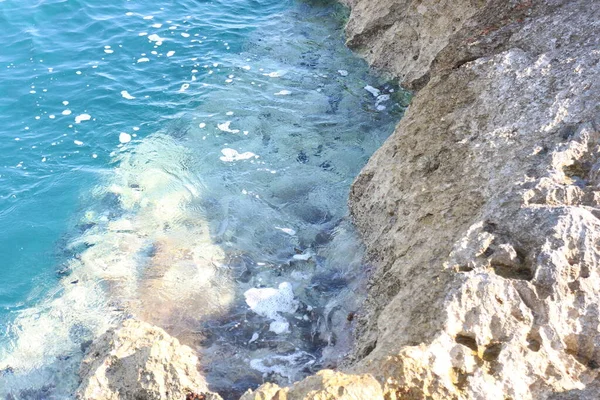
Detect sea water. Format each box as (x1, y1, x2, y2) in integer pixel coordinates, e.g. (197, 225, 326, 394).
(0, 0, 406, 398)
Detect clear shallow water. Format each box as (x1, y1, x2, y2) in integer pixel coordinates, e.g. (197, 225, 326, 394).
(0, 0, 405, 398)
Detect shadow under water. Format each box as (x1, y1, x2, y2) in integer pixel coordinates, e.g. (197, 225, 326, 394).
(0, 1, 406, 399)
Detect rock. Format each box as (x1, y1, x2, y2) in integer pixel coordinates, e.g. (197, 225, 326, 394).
(340, 0, 487, 90)
(76, 319, 222, 400)
(239, 370, 383, 400)
(343, 0, 600, 398)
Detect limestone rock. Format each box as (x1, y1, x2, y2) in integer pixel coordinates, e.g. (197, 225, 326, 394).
(240, 370, 383, 400)
(344, 0, 600, 398)
(76, 319, 222, 400)
(340, 0, 487, 90)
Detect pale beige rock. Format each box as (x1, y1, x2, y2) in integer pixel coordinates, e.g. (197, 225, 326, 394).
(340, 0, 488, 90)
(76, 319, 222, 400)
(240, 383, 284, 400)
(240, 370, 383, 400)
(343, 0, 600, 399)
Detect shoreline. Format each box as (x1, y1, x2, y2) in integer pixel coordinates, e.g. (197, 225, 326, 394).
(75, 0, 600, 398)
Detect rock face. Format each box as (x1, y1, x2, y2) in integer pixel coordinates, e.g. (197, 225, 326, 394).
(340, 0, 486, 90)
(76, 319, 222, 400)
(342, 0, 600, 398)
(239, 370, 383, 400)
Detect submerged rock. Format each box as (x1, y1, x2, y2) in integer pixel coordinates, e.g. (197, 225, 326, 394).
(76, 319, 222, 400)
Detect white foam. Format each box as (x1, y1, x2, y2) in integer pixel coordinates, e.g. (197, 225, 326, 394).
(219, 148, 258, 162)
(249, 332, 259, 344)
(121, 90, 135, 100)
(147, 34, 164, 45)
(250, 351, 312, 381)
(62, 109, 72, 116)
(292, 252, 312, 261)
(217, 121, 239, 134)
(244, 282, 297, 321)
(242, 65, 251, 70)
(376, 94, 390, 105)
(143, 15, 153, 20)
(269, 320, 290, 334)
(275, 227, 296, 236)
(119, 132, 132, 143)
(62, 100, 69, 106)
(75, 114, 91, 123)
(364, 85, 380, 97)
(151, 23, 162, 28)
(74, 140, 84, 146)
(263, 71, 283, 78)
(137, 57, 150, 63)
(199, 123, 206, 128)
(274, 90, 291, 96)
(181, 32, 190, 38)
(104, 49, 114, 54)
(166, 51, 175, 57)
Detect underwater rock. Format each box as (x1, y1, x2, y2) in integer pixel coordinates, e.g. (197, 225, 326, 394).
(76, 319, 222, 400)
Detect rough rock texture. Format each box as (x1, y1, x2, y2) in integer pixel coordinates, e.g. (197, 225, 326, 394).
(76, 319, 222, 400)
(239, 370, 384, 400)
(343, 0, 600, 399)
(340, 0, 487, 90)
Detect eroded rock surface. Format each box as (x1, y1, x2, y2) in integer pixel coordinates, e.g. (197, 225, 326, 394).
(76, 319, 222, 400)
(343, 0, 600, 398)
(239, 370, 383, 400)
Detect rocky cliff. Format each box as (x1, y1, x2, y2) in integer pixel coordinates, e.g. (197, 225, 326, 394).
(342, 0, 600, 398)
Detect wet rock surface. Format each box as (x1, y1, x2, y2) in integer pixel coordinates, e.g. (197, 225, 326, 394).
(343, 0, 600, 398)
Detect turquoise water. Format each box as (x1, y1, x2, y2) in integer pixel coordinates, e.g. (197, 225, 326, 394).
(0, 0, 404, 398)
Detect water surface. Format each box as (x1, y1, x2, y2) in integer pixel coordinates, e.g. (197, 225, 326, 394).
(0, 0, 405, 397)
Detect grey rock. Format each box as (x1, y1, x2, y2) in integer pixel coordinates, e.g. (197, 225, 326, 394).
(344, 0, 600, 398)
